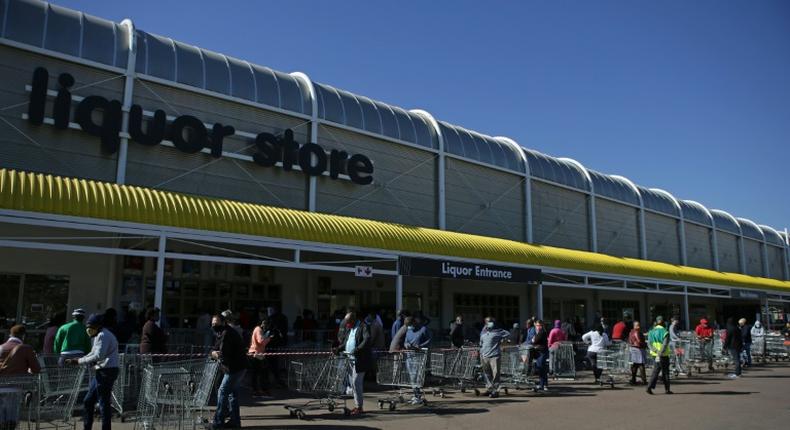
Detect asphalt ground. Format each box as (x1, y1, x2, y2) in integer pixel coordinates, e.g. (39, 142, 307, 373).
(111, 360, 790, 430)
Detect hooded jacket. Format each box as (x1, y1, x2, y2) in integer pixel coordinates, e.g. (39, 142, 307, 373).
(750, 322, 765, 337)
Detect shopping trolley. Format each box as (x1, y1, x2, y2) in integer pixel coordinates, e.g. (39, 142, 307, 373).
(499, 345, 538, 394)
(669, 339, 691, 377)
(596, 343, 630, 388)
(0, 375, 38, 430)
(376, 350, 429, 410)
(429, 346, 481, 397)
(551, 342, 577, 380)
(284, 354, 352, 420)
(765, 335, 789, 361)
(134, 357, 220, 430)
(37, 365, 87, 430)
(750, 335, 766, 363)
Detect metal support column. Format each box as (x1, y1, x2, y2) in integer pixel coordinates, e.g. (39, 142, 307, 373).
(395, 274, 403, 312)
(116, 19, 138, 184)
(153, 234, 166, 314)
(683, 286, 690, 330)
(537, 283, 544, 320)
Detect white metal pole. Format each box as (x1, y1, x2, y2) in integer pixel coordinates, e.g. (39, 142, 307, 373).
(291, 72, 319, 212)
(683, 286, 690, 330)
(537, 283, 544, 320)
(153, 234, 166, 316)
(116, 19, 138, 184)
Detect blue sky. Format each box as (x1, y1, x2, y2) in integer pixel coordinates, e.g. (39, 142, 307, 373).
(55, 0, 790, 230)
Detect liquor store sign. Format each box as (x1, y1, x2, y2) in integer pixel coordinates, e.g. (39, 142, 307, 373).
(399, 257, 541, 283)
(24, 67, 374, 185)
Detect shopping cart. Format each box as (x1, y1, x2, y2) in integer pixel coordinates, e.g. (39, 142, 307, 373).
(765, 335, 790, 361)
(376, 350, 429, 410)
(499, 345, 537, 394)
(551, 342, 577, 380)
(711, 330, 732, 371)
(0, 375, 38, 430)
(134, 357, 220, 430)
(669, 339, 690, 377)
(750, 335, 766, 363)
(37, 365, 87, 430)
(284, 354, 352, 420)
(596, 343, 629, 388)
(429, 346, 481, 397)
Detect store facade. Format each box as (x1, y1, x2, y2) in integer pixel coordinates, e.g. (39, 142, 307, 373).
(1, 0, 789, 346)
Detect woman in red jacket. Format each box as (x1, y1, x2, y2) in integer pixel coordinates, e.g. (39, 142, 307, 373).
(628, 321, 647, 385)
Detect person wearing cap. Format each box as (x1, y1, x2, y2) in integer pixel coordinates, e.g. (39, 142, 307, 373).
(646, 316, 672, 395)
(478, 316, 511, 398)
(210, 314, 247, 429)
(66, 313, 119, 430)
(694, 317, 715, 372)
(54, 308, 92, 366)
(0, 325, 41, 376)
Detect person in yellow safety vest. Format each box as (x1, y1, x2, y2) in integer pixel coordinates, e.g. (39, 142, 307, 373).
(646, 316, 672, 395)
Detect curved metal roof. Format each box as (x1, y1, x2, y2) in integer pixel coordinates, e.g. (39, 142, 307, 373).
(0, 0, 131, 69)
(637, 187, 680, 217)
(522, 149, 591, 191)
(2, 168, 788, 292)
(759, 225, 785, 246)
(314, 82, 437, 149)
(710, 209, 741, 235)
(133, 30, 313, 116)
(679, 200, 713, 227)
(438, 122, 523, 172)
(736, 218, 765, 241)
(588, 170, 640, 206)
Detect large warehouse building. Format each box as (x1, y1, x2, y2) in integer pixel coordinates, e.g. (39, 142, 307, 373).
(1, 0, 788, 343)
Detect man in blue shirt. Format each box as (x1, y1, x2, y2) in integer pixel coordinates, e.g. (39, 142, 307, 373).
(404, 315, 432, 404)
(479, 316, 510, 398)
(66, 314, 119, 430)
(337, 312, 372, 416)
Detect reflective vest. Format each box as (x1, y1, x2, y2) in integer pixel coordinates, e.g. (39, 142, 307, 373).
(648, 326, 670, 357)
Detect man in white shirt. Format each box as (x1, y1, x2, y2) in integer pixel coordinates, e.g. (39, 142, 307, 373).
(66, 313, 119, 430)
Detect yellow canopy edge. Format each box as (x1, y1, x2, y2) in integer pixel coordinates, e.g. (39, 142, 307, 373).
(1, 169, 788, 293)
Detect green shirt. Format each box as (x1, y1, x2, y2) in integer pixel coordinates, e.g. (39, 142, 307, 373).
(53, 320, 92, 354)
(648, 325, 670, 357)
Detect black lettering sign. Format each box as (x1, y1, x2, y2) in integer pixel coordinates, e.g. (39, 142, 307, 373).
(399, 257, 541, 284)
(26, 67, 374, 185)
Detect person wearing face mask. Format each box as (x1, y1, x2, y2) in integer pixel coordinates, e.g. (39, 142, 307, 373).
(0, 325, 41, 376)
(751, 320, 765, 362)
(54, 308, 92, 366)
(531, 320, 550, 391)
(248, 318, 281, 397)
(365, 310, 386, 351)
(65, 314, 119, 430)
(478, 316, 510, 398)
(336, 312, 372, 416)
(139, 307, 167, 354)
(403, 315, 432, 405)
(210, 314, 247, 429)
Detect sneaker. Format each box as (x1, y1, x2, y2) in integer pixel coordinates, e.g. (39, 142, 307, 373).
(408, 397, 422, 405)
(728, 374, 739, 379)
(542, 386, 549, 392)
(646, 388, 654, 395)
(350, 407, 364, 416)
(489, 391, 499, 399)
(665, 390, 673, 395)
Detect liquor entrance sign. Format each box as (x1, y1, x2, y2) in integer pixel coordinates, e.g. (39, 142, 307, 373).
(399, 257, 541, 283)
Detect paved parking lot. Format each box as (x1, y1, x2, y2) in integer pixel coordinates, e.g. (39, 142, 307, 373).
(116, 361, 790, 430)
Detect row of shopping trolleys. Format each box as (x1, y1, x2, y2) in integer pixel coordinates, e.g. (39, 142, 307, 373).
(284, 343, 578, 419)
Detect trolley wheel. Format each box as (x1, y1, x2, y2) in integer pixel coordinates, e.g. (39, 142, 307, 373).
(474, 389, 481, 396)
(460, 387, 466, 393)
(398, 395, 405, 403)
(296, 410, 306, 420)
(503, 388, 509, 395)
(327, 404, 335, 412)
(388, 402, 396, 411)
(378, 401, 384, 410)
(421, 398, 429, 406)
(343, 408, 351, 417)
(610, 382, 615, 388)
(440, 392, 446, 398)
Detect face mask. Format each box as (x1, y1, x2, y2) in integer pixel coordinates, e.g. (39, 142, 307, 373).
(486, 322, 494, 329)
(407, 325, 415, 331)
(346, 321, 355, 329)
(335, 318, 342, 324)
(86, 327, 99, 338)
(212, 325, 224, 333)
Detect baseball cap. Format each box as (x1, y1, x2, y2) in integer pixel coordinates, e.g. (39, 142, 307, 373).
(86, 313, 103, 327)
(72, 308, 86, 317)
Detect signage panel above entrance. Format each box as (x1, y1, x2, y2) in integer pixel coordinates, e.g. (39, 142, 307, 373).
(399, 257, 541, 283)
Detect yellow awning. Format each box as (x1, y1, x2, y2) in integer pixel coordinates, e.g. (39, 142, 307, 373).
(1, 168, 788, 293)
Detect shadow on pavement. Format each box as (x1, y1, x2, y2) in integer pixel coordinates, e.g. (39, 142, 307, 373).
(677, 391, 755, 396)
(245, 426, 381, 430)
